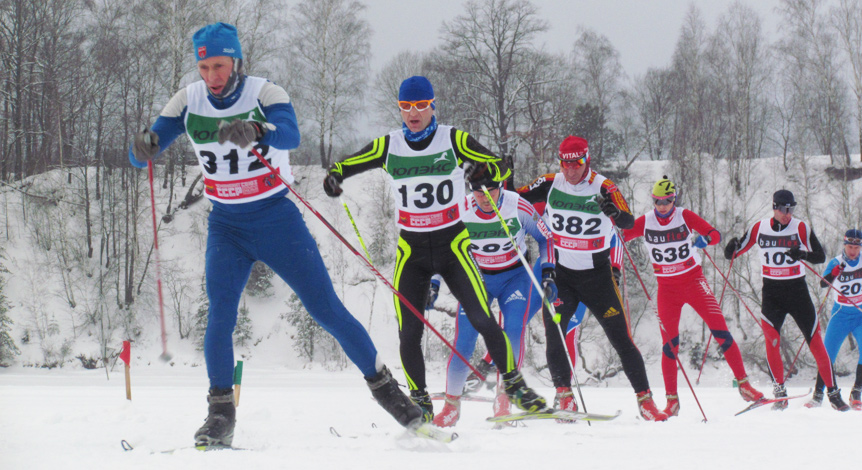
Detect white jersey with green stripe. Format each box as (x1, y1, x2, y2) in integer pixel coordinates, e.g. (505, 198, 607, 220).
(184, 76, 292, 204)
(385, 125, 467, 232)
(545, 173, 615, 270)
(462, 190, 524, 270)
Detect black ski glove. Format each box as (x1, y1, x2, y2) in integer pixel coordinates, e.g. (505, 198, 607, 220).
(323, 173, 343, 197)
(787, 245, 808, 262)
(600, 196, 620, 219)
(612, 266, 622, 286)
(464, 161, 490, 184)
(724, 237, 740, 260)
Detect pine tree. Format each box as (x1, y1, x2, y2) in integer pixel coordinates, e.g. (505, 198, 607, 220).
(283, 293, 319, 361)
(244, 262, 274, 297)
(0, 253, 20, 366)
(233, 300, 253, 347)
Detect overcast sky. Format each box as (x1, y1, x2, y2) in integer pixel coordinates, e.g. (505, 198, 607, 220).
(363, 0, 783, 78)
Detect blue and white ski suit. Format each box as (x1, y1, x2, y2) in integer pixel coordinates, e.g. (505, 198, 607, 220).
(442, 190, 555, 396)
(129, 76, 380, 390)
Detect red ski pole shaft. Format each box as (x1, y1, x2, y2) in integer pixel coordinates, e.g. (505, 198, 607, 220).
(799, 260, 862, 313)
(696, 253, 735, 384)
(787, 296, 826, 376)
(787, 264, 835, 375)
(702, 250, 760, 324)
(147, 161, 171, 362)
(249, 147, 485, 380)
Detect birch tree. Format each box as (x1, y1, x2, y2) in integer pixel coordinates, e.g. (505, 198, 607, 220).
(287, 0, 371, 168)
(434, 0, 549, 159)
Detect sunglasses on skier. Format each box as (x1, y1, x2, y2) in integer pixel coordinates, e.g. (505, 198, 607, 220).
(398, 99, 435, 112)
(845, 236, 862, 246)
(773, 203, 795, 215)
(653, 197, 675, 207)
(560, 156, 588, 169)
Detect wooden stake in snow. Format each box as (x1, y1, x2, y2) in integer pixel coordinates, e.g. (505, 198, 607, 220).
(233, 361, 244, 407)
(120, 340, 131, 400)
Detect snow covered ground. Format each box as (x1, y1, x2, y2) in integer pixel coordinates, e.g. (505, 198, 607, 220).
(2, 364, 858, 470)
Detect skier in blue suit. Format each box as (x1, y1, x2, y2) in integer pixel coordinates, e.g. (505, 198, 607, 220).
(128, 22, 421, 446)
(806, 229, 862, 410)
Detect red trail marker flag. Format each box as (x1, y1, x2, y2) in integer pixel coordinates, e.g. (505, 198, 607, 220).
(121, 341, 131, 400)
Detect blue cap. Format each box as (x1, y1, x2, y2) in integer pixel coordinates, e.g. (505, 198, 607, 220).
(772, 189, 796, 207)
(845, 229, 862, 245)
(399, 76, 434, 107)
(193, 22, 242, 61)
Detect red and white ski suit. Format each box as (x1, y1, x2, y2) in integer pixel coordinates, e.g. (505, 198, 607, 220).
(624, 207, 749, 395)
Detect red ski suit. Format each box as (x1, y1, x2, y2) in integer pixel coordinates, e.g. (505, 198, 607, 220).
(624, 208, 748, 394)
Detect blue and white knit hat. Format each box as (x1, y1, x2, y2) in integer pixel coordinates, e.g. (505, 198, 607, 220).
(193, 22, 242, 61)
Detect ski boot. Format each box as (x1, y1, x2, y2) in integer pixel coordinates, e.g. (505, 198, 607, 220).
(194, 388, 236, 446)
(431, 394, 461, 428)
(493, 391, 511, 417)
(827, 388, 850, 411)
(772, 382, 788, 411)
(464, 360, 496, 394)
(850, 387, 861, 411)
(491, 392, 517, 428)
(663, 394, 680, 417)
(737, 376, 764, 402)
(554, 386, 577, 423)
(636, 390, 668, 421)
(804, 388, 823, 409)
(410, 389, 434, 422)
(501, 370, 547, 412)
(366, 366, 424, 428)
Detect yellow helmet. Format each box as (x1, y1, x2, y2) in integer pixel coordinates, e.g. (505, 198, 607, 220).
(652, 176, 675, 200)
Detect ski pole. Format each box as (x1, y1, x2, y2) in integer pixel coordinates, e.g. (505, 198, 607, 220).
(147, 161, 171, 362)
(696, 253, 735, 384)
(340, 197, 373, 263)
(480, 185, 589, 418)
(788, 264, 837, 375)
(248, 147, 485, 380)
(701, 250, 761, 324)
(617, 233, 708, 422)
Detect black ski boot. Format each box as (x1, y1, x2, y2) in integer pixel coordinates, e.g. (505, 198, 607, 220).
(827, 387, 850, 411)
(464, 360, 496, 394)
(194, 388, 236, 446)
(410, 389, 434, 422)
(501, 370, 547, 412)
(772, 382, 788, 411)
(365, 366, 424, 428)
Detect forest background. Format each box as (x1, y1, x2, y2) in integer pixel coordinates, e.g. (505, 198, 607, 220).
(2, 0, 862, 392)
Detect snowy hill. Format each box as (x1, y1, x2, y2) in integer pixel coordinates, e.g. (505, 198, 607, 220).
(3, 155, 862, 381)
(3, 155, 862, 467)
